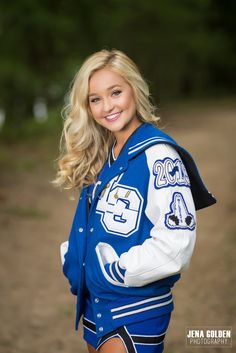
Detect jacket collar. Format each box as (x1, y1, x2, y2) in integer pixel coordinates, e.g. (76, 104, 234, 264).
(89, 123, 176, 210)
(123, 123, 177, 161)
(88, 122, 216, 212)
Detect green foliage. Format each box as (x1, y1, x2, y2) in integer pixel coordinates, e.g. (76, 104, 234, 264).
(0, 109, 62, 142)
(0, 0, 235, 125)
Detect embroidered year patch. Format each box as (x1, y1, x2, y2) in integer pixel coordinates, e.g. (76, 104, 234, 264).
(165, 192, 196, 230)
(153, 157, 190, 189)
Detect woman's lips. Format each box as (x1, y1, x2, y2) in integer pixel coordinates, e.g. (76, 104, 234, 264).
(105, 111, 122, 122)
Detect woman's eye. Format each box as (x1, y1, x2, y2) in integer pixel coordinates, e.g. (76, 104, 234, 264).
(112, 90, 122, 97)
(89, 90, 121, 103)
(90, 97, 100, 104)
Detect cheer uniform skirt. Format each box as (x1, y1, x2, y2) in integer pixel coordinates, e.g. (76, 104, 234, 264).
(83, 292, 171, 353)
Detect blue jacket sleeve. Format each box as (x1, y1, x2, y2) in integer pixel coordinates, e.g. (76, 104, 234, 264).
(61, 188, 87, 295)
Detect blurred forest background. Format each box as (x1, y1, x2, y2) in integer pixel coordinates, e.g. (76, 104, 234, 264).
(0, 0, 236, 134)
(0, 1, 235, 353)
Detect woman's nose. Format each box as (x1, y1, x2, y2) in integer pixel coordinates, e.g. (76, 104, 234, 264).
(103, 98, 114, 112)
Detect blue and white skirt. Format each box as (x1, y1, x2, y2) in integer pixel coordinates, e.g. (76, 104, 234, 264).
(83, 294, 172, 353)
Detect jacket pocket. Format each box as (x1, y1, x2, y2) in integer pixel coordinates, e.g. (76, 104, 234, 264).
(95, 242, 128, 288)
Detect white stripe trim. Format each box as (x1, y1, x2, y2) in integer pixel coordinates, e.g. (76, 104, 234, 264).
(111, 291, 171, 313)
(95, 245, 128, 287)
(128, 138, 170, 154)
(133, 341, 163, 346)
(115, 261, 125, 281)
(97, 334, 118, 350)
(131, 331, 167, 345)
(84, 317, 96, 325)
(129, 137, 166, 151)
(118, 333, 130, 353)
(97, 332, 133, 353)
(83, 317, 96, 334)
(109, 263, 118, 281)
(112, 298, 173, 319)
(124, 326, 137, 353)
(132, 331, 167, 338)
(83, 325, 96, 334)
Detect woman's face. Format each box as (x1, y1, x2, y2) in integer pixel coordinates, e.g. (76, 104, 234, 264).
(88, 68, 141, 142)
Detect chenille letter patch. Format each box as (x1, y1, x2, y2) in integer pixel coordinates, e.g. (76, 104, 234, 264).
(165, 192, 196, 230)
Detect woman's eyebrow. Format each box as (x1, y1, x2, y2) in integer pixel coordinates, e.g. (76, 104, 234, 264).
(89, 84, 122, 97)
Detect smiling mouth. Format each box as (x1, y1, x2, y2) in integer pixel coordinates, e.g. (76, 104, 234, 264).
(105, 111, 122, 122)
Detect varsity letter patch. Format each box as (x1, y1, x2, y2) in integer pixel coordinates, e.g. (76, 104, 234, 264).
(96, 175, 144, 237)
(153, 157, 190, 189)
(165, 192, 196, 230)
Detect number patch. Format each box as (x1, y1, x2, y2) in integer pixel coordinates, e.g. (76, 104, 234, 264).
(96, 175, 144, 237)
(153, 157, 190, 189)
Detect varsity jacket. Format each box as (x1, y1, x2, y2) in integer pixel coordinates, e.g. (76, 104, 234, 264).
(60, 123, 216, 336)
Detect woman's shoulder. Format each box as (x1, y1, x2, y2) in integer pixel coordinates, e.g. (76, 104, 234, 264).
(145, 142, 181, 161)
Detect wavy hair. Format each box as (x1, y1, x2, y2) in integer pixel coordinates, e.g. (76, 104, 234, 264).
(53, 49, 160, 193)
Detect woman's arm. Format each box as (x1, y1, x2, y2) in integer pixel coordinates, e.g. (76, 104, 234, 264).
(118, 143, 196, 287)
(60, 189, 87, 295)
(97, 143, 197, 287)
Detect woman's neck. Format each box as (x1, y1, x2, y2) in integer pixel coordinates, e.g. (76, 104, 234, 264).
(113, 120, 143, 158)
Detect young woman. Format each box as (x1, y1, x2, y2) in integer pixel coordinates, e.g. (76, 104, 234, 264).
(55, 49, 216, 353)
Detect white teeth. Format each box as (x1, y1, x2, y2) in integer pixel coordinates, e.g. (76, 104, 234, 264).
(105, 112, 121, 121)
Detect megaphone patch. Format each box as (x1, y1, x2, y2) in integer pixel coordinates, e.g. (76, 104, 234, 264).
(165, 192, 196, 231)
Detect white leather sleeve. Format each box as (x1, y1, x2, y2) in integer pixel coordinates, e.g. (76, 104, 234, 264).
(119, 144, 197, 287)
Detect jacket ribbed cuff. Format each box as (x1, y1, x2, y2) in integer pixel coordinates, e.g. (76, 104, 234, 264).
(104, 261, 126, 284)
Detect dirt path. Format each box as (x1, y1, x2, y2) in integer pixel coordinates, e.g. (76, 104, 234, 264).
(0, 103, 235, 353)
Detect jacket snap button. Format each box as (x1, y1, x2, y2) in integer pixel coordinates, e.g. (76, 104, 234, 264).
(90, 227, 94, 232)
(99, 327, 104, 332)
(95, 298, 99, 303)
(119, 166, 123, 170)
(79, 227, 83, 232)
(97, 313, 102, 318)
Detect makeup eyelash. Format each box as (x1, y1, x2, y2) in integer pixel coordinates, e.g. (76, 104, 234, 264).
(112, 90, 122, 96)
(90, 90, 122, 104)
(90, 97, 100, 103)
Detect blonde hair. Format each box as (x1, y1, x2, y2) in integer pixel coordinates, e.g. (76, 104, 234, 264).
(53, 49, 160, 193)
